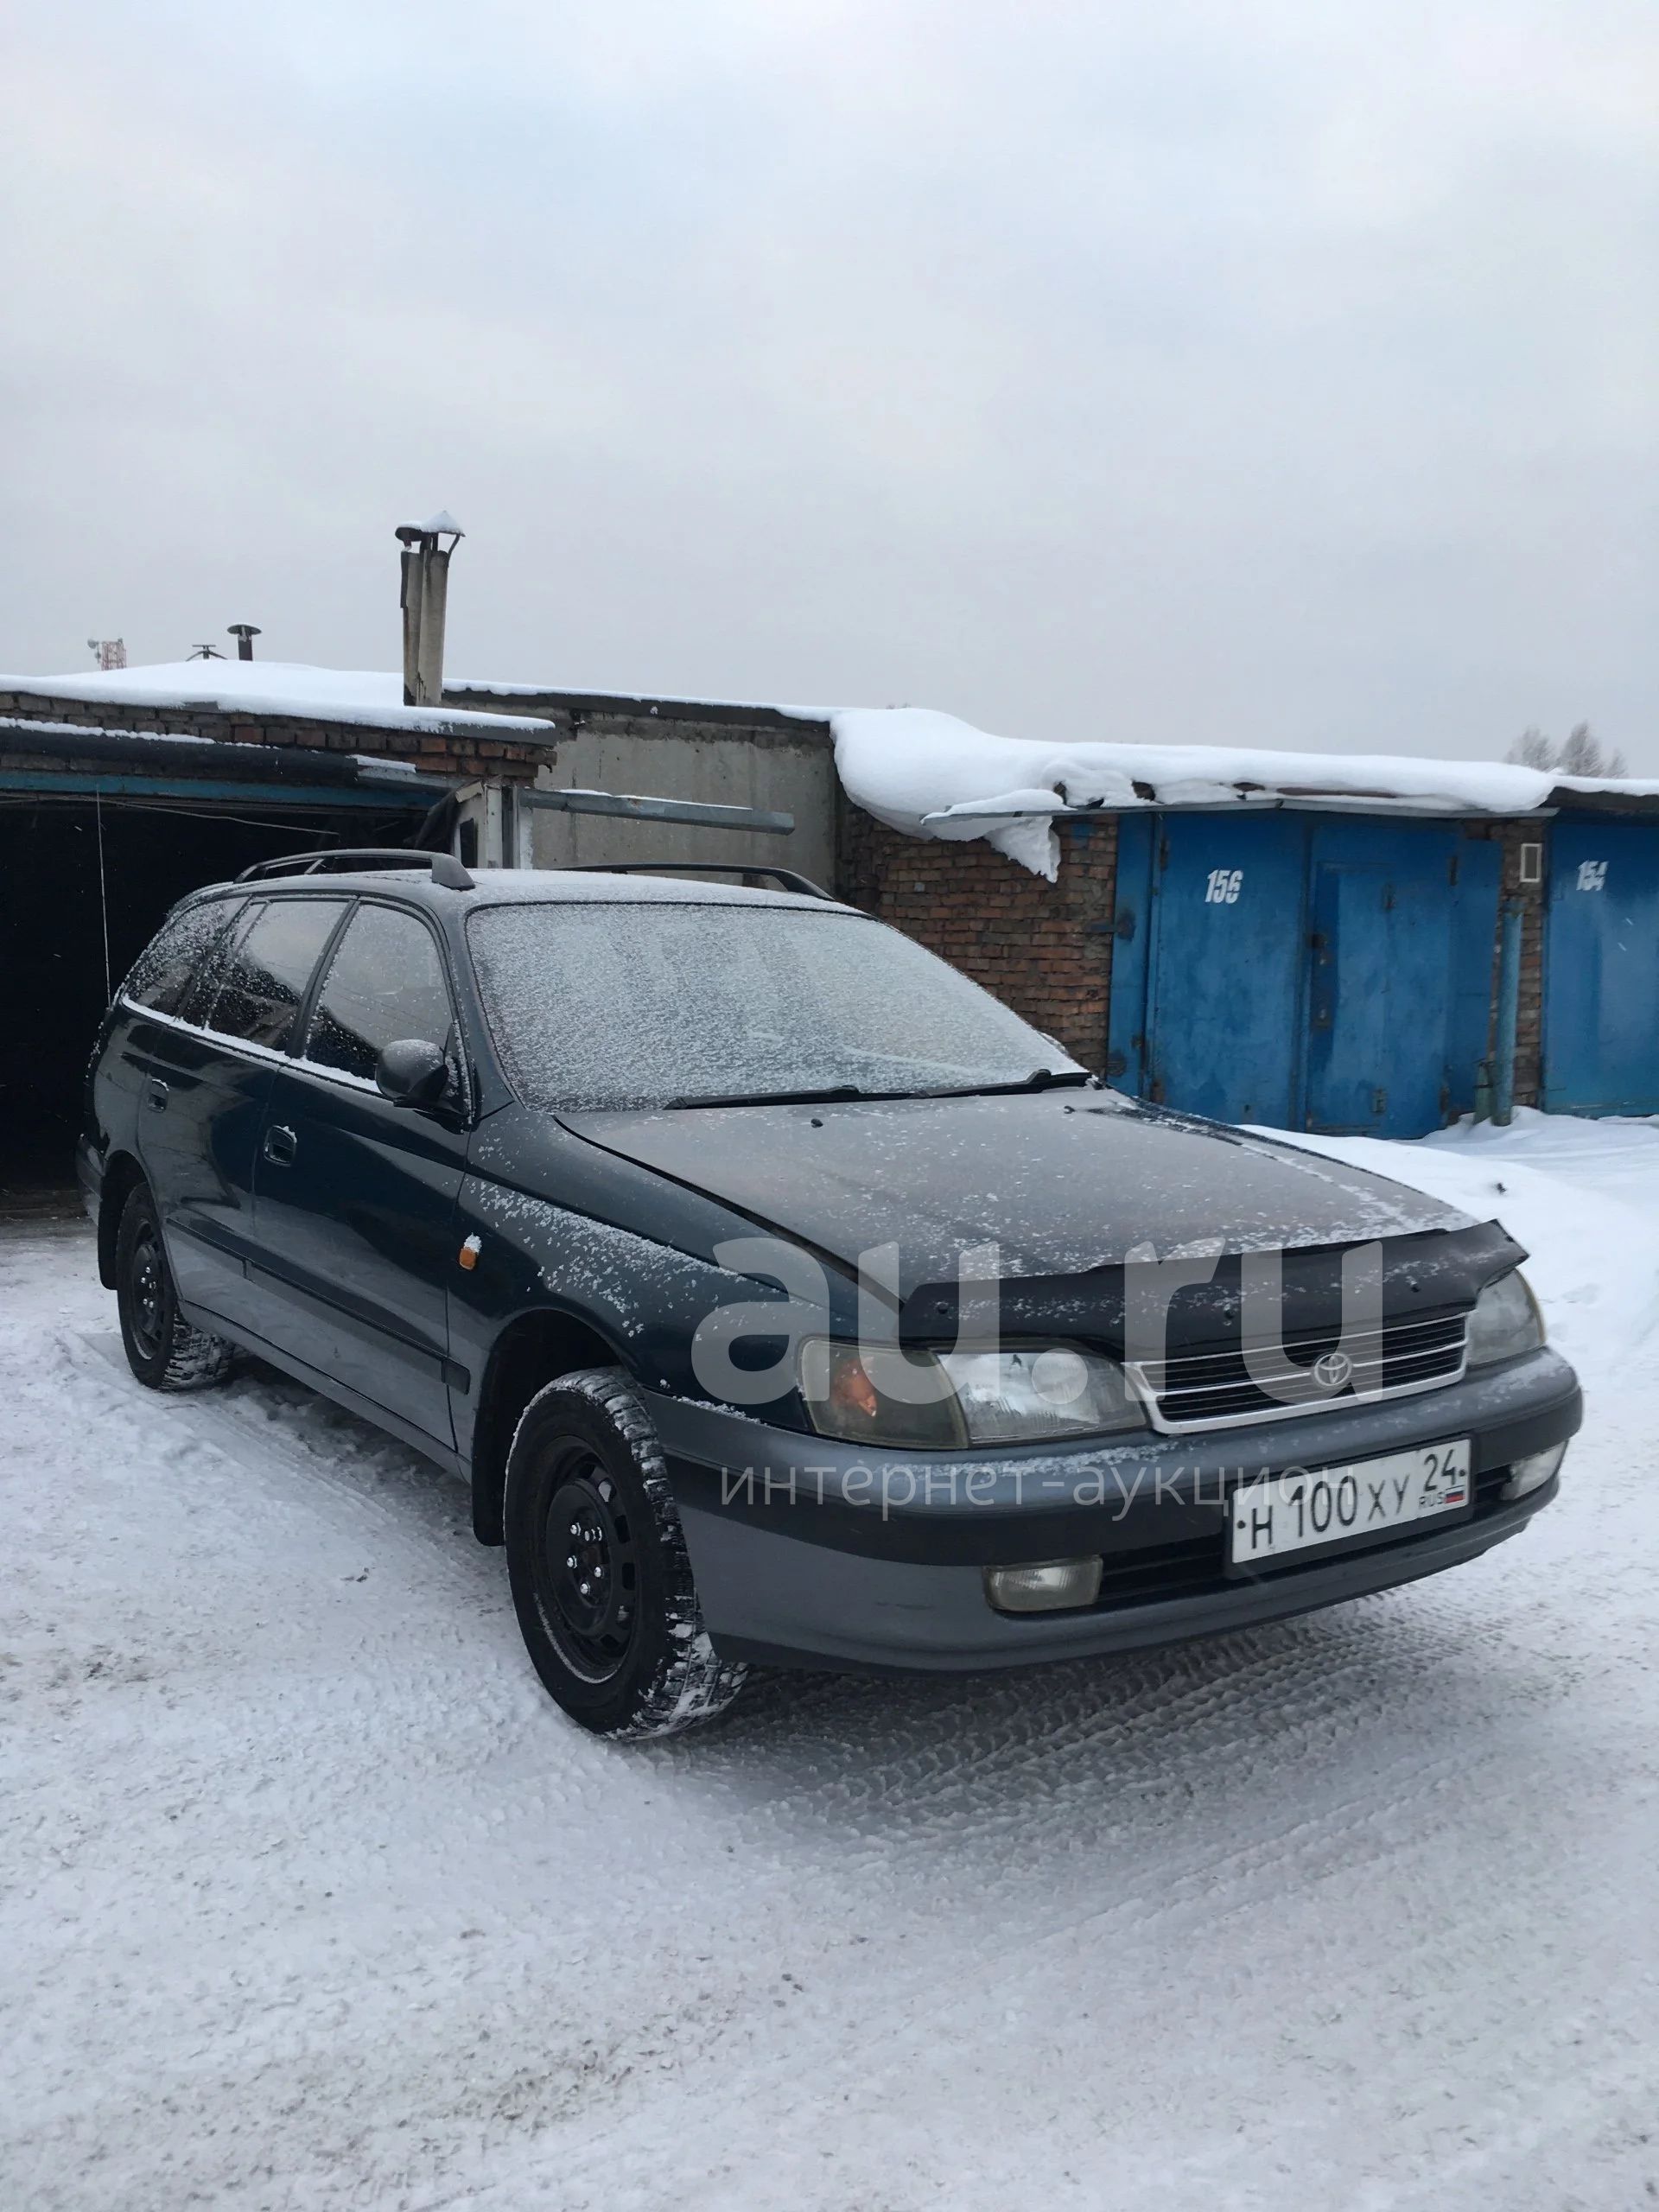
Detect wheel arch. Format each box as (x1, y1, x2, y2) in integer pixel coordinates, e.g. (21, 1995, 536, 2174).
(467, 1304, 639, 1546)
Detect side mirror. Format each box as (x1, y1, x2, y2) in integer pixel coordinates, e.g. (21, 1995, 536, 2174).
(375, 1037, 449, 1109)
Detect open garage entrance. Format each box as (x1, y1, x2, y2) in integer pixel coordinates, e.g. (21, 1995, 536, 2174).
(0, 791, 434, 1206)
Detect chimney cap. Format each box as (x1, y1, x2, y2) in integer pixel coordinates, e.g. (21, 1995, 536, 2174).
(395, 510, 464, 544)
(226, 623, 262, 639)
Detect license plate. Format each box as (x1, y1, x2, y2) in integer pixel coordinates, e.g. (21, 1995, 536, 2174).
(1227, 1440, 1472, 1571)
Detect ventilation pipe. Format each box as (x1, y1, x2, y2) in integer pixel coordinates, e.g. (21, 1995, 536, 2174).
(395, 511, 464, 707)
(1491, 897, 1524, 1127)
(227, 623, 261, 661)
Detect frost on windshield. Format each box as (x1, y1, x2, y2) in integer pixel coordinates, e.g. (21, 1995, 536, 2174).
(466, 901, 1080, 1112)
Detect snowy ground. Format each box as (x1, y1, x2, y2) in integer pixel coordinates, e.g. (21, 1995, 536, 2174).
(3, 1113, 1656, 2210)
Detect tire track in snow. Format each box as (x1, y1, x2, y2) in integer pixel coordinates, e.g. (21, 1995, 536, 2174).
(5, 1219, 1657, 2212)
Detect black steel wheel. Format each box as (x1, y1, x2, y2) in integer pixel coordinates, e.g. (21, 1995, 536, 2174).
(114, 1183, 238, 1392)
(504, 1368, 747, 1738)
(125, 1210, 168, 1365)
(537, 1455, 645, 1683)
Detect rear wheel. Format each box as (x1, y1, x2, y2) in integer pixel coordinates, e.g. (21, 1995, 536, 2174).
(115, 1184, 238, 1392)
(504, 1368, 747, 1738)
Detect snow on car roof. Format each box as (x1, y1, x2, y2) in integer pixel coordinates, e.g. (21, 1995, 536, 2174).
(458, 868, 846, 912)
(196, 864, 846, 912)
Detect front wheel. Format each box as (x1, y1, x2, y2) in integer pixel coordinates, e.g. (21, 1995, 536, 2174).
(504, 1368, 747, 1738)
(115, 1183, 238, 1392)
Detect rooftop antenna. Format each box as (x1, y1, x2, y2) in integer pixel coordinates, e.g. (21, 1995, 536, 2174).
(187, 642, 226, 660)
(227, 623, 261, 662)
(394, 510, 464, 705)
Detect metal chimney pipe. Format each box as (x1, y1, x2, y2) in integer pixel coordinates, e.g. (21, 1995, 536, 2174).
(415, 541, 453, 707)
(227, 623, 261, 662)
(394, 512, 464, 707)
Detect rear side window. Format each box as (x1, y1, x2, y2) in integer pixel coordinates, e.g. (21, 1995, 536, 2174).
(124, 898, 245, 1018)
(202, 898, 347, 1051)
(303, 904, 455, 1080)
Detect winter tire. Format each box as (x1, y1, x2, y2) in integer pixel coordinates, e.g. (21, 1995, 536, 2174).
(115, 1183, 238, 1392)
(504, 1366, 748, 1738)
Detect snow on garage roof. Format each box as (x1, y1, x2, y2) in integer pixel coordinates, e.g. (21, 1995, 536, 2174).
(827, 707, 1659, 878)
(14, 662, 1652, 880)
(6, 660, 556, 738)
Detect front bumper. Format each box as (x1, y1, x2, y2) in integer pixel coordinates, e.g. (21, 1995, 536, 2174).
(646, 1349, 1581, 1673)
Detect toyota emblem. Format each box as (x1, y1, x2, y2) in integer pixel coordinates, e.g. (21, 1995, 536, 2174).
(1313, 1349, 1354, 1392)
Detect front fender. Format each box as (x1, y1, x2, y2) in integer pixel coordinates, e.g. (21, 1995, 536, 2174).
(446, 1177, 830, 1476)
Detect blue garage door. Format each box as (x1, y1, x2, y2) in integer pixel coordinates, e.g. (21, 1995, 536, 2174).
(1542, 820, 1659, 1115)
(1303, 820, 1496, 1137)
(1139, 814, 1309, 1125)
(1112, 814, 1500, 1135)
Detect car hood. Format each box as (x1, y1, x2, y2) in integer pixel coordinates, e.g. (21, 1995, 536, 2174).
(560, 1088, 1477, 1293)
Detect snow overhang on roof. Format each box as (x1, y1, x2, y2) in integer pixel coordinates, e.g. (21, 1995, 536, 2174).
(824, 708, 1659, 879)
(4, 661, 556, 740)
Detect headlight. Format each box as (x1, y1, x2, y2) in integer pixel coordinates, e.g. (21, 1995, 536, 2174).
(800, 1340, 1147, 1448)
(1465, 1269, 1546, 1368)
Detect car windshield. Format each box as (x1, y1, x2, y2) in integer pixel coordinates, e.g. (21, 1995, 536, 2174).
(466, 900, 1085, 1112)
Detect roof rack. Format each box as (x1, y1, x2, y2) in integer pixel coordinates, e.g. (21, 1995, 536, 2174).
(575, 861, 834, 900)
(236, 848, 476, 891)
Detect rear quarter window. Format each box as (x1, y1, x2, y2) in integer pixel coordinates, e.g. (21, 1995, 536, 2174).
(200, 897, 349, 1051)
(123, 898, 247, 1018)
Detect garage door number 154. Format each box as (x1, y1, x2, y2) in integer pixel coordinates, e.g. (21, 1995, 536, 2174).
(1204, 868, 1244, 905)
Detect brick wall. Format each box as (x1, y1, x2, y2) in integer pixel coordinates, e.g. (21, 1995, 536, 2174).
(0, 689, 551, 785)
(1454, 821, 1546, 1110)
(1496, 820, 1548, 1108)
(837, 798, 1118, 1071)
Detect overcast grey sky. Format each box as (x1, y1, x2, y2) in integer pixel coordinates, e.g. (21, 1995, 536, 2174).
(3, 1, 1655, 763)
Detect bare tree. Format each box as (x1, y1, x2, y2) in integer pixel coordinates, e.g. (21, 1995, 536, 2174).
(1508, 726, 1556, 770)
(1558, 722, 1628, 778)
(1506, 722, 1628, 778)
(1558, 721, 1598, 773)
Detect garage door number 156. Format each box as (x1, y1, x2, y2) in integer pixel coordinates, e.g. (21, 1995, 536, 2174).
(1204, 868, 1244, 905)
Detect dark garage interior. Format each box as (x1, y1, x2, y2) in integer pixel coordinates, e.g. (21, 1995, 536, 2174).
(0, 798, 420, 1204)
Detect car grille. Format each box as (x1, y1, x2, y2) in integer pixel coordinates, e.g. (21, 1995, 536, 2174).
(1127, 1309, 1469, 1433)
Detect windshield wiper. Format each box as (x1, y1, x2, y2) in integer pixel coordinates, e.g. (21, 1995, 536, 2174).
(659, 1083, 873, 1111)
(909, 1068, 1097, 1100)
(657, 1069, 1096, 1111)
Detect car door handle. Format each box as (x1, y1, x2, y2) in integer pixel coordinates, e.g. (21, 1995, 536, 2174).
(144, 1078, 169, 1113)
(263, 1124, 298, 1166)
